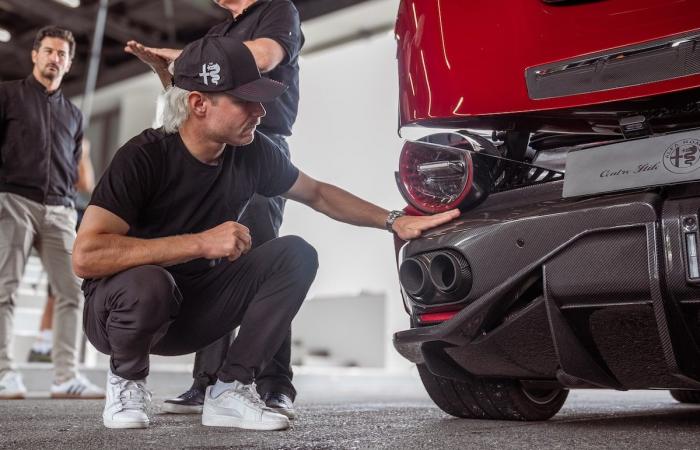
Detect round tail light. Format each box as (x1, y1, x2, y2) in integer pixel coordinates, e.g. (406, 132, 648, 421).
(396, 133, 492, 214)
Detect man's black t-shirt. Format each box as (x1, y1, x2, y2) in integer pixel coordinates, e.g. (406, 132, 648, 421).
(89, 128, 299, 273)
(207, 0, 303, 137)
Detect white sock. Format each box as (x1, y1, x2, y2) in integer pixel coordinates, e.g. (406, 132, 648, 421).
(31, 330, 52, 352)
(40, 330, 53, 342)
(211, 380, 236, 398)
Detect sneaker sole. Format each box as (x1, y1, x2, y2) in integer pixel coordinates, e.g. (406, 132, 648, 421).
(161, 402, 203, 414)
(0, 394, 26, 400)
(201, 411, 289, 430)
(51, 393, 106, 399)
(270, 407, 296, 420)
(103, 419, 149, 429)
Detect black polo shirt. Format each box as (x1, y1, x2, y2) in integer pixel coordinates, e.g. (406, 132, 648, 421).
(0, 75, 83, 206)
(207, 0, 303, 137)
(89, 128, 300, 273)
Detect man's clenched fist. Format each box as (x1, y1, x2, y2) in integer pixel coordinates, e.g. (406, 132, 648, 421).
(196, 221, 252, 263)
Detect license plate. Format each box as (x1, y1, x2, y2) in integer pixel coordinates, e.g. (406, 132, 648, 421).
(563, 128, 700, 198)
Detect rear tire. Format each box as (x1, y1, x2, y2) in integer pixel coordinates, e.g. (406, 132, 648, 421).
(417, 364, 567, 421)
(670, 389, 700, 404)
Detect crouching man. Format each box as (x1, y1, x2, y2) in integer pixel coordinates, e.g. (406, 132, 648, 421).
(72, 35, 458, 431)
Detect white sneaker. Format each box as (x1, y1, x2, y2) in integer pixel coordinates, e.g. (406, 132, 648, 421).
(202, 381, 290, 430)
(0, 371, 27, 400)
(102, 370, 151, 429)
(51, 373, 106, 399)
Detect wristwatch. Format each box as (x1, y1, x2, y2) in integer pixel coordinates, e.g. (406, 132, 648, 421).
(385, 210, 406, 232)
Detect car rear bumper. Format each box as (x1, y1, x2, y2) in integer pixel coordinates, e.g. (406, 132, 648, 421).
(394, 181, 700, 390)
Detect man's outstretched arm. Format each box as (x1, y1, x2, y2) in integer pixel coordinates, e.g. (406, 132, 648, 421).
(124, 38, 285, 88)
(72, 205, 252, 279)
(283, 172, 460, 241)
(123, 41, 174, 88)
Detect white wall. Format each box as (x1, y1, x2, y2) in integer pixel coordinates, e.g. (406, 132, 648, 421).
(73, 71, 163, 156)
(292, 293, 387, 368)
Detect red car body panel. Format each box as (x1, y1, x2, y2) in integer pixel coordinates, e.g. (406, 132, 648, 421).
(396, 0, 700, 128)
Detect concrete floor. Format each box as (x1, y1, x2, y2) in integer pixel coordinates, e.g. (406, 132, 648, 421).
(2, 369, 700, 450)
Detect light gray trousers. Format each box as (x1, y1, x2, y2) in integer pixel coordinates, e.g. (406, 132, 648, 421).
(0, 193, 82, 382)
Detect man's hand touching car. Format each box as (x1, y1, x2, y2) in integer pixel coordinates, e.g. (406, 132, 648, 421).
(392, 209, 460, 240)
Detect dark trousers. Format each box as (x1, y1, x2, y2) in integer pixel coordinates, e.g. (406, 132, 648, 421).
(192, 134, 294, 398)
(82, 236, 318, 385)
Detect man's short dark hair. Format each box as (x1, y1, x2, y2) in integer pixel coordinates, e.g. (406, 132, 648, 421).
(33, 26, 76, 59)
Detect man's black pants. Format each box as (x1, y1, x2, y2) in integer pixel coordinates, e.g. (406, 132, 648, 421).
(192, 134, 294, 399)
(82, 236, 318, 384)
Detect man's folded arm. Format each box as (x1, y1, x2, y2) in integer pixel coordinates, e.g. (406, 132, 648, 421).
(72, 205, 202, 279)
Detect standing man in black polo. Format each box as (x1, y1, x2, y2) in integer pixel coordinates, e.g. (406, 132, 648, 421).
(124, 0, 302, 417)
(0, 26, 104, 399)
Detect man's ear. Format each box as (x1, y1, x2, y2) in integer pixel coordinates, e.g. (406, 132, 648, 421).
(31, 49, 38, 65)
(188, 91, 208, 118)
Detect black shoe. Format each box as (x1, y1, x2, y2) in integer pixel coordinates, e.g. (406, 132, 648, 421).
(162, 386, 205, 414)
(27, 348, 52, 363)
(262, 392, 296, 419)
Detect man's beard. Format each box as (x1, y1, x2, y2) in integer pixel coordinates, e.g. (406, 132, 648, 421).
(40, 65, 61, 81)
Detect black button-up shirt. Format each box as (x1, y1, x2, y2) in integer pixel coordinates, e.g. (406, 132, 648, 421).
(207, 0, 304, 137)
(0, 75, 83, 206)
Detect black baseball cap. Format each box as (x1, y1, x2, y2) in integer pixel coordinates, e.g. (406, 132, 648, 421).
(173, 35, 287, 102)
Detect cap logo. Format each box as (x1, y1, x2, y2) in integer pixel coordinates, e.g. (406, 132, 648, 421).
(198, 62, 221, 85)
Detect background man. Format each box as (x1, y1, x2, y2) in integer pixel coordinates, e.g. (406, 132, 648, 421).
(28, 139, 95, 364)
(73, 36, 457, 430)
(0, 26, 104, 399)
(124, 0, 304, 416)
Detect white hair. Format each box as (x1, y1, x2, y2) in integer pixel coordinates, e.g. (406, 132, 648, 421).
(160, 86, 191, 133)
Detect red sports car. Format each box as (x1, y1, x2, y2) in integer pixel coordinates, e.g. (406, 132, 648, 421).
(392, 0, 700, 420)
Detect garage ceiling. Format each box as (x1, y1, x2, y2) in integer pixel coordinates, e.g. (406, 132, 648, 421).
(0, 0, 372, 95)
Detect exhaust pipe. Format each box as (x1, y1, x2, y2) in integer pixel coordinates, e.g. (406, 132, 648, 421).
(429, 250, 472, 297)
(399, 256, 433, 298)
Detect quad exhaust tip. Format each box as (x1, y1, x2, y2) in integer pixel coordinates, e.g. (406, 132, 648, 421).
(429, 251, 472, 296)
(399, 250, 472, 302)
(399, 257, 432, 297)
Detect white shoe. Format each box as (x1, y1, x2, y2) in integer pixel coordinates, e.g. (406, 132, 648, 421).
(0, 371, 27, 399)
(202, 381, 290, 430)
(102, 370, 151, 429)
(51, 373, 105, 399)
